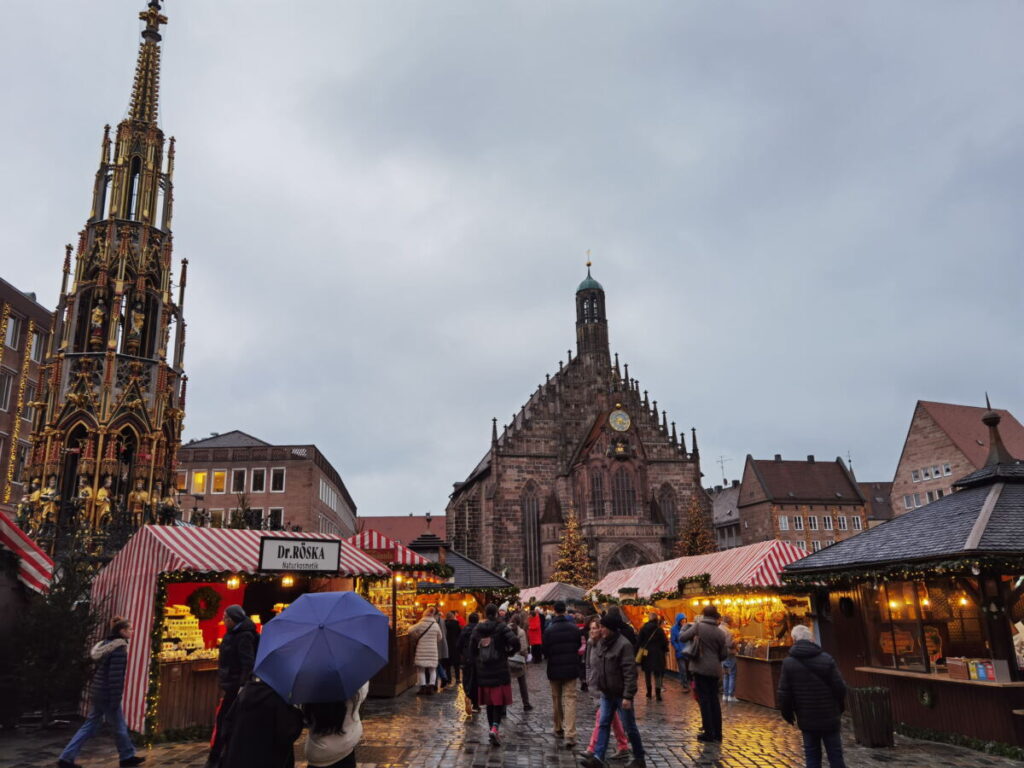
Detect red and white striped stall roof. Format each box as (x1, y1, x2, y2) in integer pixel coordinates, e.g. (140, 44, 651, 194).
(91, 526, 390, 732)
(0, 510, 53, 594)
(590, 540, 808, 600)
(348, 529, 431, 566)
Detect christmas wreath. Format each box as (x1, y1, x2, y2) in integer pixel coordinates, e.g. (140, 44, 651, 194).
(186, 586, 222, 621)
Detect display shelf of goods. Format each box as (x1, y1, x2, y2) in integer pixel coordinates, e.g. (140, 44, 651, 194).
(158, 604, 218, 662)
(366, 584, 418, 634)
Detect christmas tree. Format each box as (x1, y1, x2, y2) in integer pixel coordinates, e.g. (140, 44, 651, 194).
(551, 513, 597, 588)
(674, 492, 717, 557)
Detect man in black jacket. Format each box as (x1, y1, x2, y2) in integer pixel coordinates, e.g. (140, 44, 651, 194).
(542, 601, 583, 748)
(207, 605, 259, 768)
(777, 624, 848, 768)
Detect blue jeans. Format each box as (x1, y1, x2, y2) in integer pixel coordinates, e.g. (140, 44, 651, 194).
(593, 694, 645, 760)
(801, 729, 846, 768)
(59, 699, 137, 761)
(722, 657, 737, 697)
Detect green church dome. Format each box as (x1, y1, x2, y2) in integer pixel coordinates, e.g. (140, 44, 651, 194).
(577, 267, 603, 292)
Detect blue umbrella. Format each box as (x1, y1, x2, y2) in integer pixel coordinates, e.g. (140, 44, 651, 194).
(254, 591, 389, 704)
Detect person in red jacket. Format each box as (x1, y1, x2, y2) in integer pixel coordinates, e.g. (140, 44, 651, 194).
(527, 607, 544, 663)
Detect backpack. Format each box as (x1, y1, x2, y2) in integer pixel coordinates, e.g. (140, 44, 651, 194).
(477, 635, 502, 669)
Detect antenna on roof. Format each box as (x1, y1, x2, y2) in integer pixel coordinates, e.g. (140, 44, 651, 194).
(716, 455, 731, 485)
(846, 450, 854, 471)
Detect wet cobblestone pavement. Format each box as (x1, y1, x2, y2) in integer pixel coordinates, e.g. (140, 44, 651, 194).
(2, 665, 1020, 767)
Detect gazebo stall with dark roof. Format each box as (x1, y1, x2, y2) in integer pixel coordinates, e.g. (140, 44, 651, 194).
(782, 405, 1024, 746)
(407, 532, 518, 618)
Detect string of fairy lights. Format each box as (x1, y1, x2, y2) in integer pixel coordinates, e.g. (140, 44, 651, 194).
(2, 311, 34, 504)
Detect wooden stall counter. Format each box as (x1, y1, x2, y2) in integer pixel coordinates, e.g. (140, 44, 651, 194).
(370, 632, 416, 698)
(735, 657, 784, 708)
(155, 659, 221, 733)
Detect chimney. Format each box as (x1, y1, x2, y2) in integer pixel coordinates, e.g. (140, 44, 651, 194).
(732, 479, 740, 488)
(774, 454, 782, 462)
(807, 455, 815, 463)
(715, 485, 722, 493)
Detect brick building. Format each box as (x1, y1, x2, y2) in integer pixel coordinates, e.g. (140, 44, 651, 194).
(446, 267, 708, 586)
(357, 514, 445, 545)
(709, 480, 741, 550)
(176, 430, 357, 536)
(0, 279, 53, 514)
(736, 454, 867, 553)
(890, 400, 1024, 517)
(858, 480, 893, 527)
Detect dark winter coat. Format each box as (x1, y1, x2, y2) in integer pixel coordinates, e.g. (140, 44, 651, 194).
(636, 619, 668, 673)
(678, 617, 728, 678)
(445, 618, 462, 664)
(592, 631, 638, 700)
(542, 614, 584, 681)
(457, 621, 480, 702)
(220, 679, 304, 768)
(89, 637, 128, 705)
(467, 619, 519, 688)
(219, 617, 260, 692)
(617, 621, 638, 650)
(777, 640, 847, 733)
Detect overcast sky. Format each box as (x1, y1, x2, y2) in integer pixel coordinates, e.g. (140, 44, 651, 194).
(2, 1, 1021, 516)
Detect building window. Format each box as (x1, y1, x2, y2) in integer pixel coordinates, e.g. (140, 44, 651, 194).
(926, 490, 935, 503)
(812, 540, 822, 552)
(911, 469, 920, 483)
(0, 370, 12, 411)
(937, 489, 944, 499)
(192, 470, 208, 495)
(931, 465, 941, 479)
(795, 540, 806, 551)
(913, 493, 922, 508)
(521, 486, 541, 584)
(212, 470, 227, 494)
(852, 516, 863, 531)
(319, 478, 342, 514)
(22, 383, 35, 422)
(251, 468, 266, 493)
(13, 443, 27, 483)
(231, 468, 246, 494)
(838, 515, 848, 530)
(4, 315, 22, 350)
(31, 330, 44, 362)
(793, 516, 804, 531)
(808, 515, 818, 531)
(903, 495, 913, 510)
(175, 470, 188, 492)
(778, 515, 789, 531)
(269, 508, 284, 530)
(942, 463, 952, 476)
(590, 472, 605, 518)
(823, 516, 833, 531)
(611, 467, 636, 516)
(210, 509, 224, 528)
(270, 467, 285, 493)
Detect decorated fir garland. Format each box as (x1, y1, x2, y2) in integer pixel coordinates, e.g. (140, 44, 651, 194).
(415, 583, 520, 600)
(388, 561, 454, 578)
(780, 554, 1024, 589)
(185, 586, 222, 621)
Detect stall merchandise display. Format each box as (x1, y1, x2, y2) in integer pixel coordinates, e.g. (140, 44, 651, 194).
(159, 604, 217, 661)
(367, 582, 417, 634)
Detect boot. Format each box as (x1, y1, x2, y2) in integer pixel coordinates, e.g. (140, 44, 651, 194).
(656, 688, 662, 701)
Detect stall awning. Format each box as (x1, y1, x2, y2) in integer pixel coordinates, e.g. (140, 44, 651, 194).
(348, 529, 432, 565)
(91, 526, 390, 732)
(0, 510, 53, 594)
(518, 581, 588, 604)
(591, 540, 808, 600)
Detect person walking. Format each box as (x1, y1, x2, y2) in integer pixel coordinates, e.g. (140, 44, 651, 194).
(207, 605, 259, 768)
(508, 613, 533, 710)
(720, 615, 738, 702)
(409, 608, 443, 695)
(433, 608, 449, 690)
(57, 617, 145, 768)
(219, 678, 303, 768)
(468, 604, 520, 746)
(302, 682, 369, 768)
(542, 600, 583, 749)
(579, 614, 647, 768)
(777, 625, 849, 768)
(636, 612, 668, 701)
(603, 605, 637, 649)
(527, 607, 544, 662)
(669, 612, 692, 690)
(580, 619, 630, 763)
(678, 605, 728, 743)
(444, 611, 463, 686)
(457, 612, 481, 713)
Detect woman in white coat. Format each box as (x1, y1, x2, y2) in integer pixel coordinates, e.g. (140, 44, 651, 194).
(409, 608, 443, 695)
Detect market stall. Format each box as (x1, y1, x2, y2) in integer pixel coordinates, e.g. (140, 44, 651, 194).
(408, 531, 518, 615)
(347, 529, 451, 696)
(90, 525, 390, 735)
(783, 409, 1024, 746)
(518, 581, 589, 610)
(590, 539, 810, 707)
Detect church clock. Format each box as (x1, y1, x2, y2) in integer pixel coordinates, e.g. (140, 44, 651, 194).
(609, 409, 631, 432)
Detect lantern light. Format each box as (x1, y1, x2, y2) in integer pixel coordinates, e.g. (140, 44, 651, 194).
(281, 575, 294, 588)
(226, 575, 241, 590)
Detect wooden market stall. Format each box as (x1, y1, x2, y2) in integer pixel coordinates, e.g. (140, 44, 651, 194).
(590, 539, 810, 707)
(347, 529, 450, 697)
(783, 408, 1024, 746)
(89, 526, 391, 735)
(408, 532, 518, 616)
(518, 581, 589, 611)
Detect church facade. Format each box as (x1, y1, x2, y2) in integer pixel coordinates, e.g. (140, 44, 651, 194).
(446, 268, 708, 586)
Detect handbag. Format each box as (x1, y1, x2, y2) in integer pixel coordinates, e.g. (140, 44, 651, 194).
(508, 653, 527, 677)
(634, 626, 657, 664)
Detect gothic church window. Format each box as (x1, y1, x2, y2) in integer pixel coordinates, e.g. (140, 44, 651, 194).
(612, 467, 636, 516)
(521, 485, 541, 585)
(590, 471, 605, 518)
(658, 484, 676, 531)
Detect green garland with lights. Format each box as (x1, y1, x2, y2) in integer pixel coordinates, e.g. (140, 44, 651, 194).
(780, 554, 1024, 589)
(415, 583, 520, 601)
(388, 561, 454, 578)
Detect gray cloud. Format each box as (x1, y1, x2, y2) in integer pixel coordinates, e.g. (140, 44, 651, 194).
(1, 1, 1021, 515)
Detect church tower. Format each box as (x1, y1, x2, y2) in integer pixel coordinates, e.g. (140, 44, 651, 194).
(20, 1, 186, 551)
(575, 261, 610, 369)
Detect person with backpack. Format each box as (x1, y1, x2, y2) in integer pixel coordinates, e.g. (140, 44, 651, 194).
(467, 603, 520, 745)
(777, 624, 849, 768)
(678, 605, 728, 743)
(207, 604, 260, 768)
(58, 617, 145, 768)
(669, 612, 691, 690)
(542, 600, 583, 749)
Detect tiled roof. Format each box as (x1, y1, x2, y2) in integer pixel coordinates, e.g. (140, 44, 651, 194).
(357, 515, 445, 545)
(919, 401, 1024, 470)
(710, 485, 740, 526)
(408, 533, 514, 589)
(744, 457, 864, 506)
(858, 481, 894, 521)
(182, 430, 270, 448)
